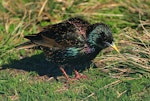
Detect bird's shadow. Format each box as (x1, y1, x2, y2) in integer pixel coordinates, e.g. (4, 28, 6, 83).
(1, 53, 96, 80)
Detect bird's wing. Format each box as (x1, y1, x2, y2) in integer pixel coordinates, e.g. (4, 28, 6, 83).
(24, 17, 90, 49)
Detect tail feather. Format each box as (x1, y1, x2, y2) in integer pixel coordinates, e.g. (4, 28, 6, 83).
(24, 34, 41, 40)
(15, 41, 38, 50)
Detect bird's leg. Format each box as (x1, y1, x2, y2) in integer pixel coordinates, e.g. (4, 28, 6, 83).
(74, 69, 81, 79)
(59, 67, 88, 81)
(60, 67, 69, 80)
(73, 69, 88, 79)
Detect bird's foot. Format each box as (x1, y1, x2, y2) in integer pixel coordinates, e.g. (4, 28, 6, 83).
(60, 67, 88, 82)
(73, 69, 88, 80)
(66, 74, 88, 83)
(73, 74, 88, 80)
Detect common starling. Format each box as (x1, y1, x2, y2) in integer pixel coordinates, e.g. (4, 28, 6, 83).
(16, 17, 119, 80)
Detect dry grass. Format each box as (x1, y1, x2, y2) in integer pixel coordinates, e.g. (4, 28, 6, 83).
(0, 0, 150, 82)
(95, 22, 150, 79)
(0, 0, 150, 100)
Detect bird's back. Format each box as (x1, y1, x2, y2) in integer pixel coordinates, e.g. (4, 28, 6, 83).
(16, 17, 94, 65)
(25, 17, 90, 49)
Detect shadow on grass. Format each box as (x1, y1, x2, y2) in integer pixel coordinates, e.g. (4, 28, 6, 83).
(1, 53, 95, 80)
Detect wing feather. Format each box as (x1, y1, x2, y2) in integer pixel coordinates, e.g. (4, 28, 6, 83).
(21, 17, 90, 50)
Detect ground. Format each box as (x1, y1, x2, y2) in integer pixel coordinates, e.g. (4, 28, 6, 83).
(0, 0, 150, 100)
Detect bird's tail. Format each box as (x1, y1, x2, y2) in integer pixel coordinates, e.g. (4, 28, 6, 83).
(15, 41, 38, 50)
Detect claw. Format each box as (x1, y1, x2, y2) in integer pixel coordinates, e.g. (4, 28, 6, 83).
(59, 67, 88, 81)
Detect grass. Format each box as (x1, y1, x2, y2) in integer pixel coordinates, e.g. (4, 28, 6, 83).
(0, 0, 150, 100)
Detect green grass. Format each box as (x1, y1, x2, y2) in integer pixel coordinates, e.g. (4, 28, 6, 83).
(0, 0, 150, 100)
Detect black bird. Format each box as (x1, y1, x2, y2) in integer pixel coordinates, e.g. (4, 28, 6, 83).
(16, 17, 119, 80)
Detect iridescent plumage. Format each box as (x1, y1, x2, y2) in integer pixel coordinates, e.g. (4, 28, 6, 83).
(16, 17, 118, 80)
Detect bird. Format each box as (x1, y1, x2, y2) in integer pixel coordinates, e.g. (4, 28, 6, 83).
(16, 17, 119, 80)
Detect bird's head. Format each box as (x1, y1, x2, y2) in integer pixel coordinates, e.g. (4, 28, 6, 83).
(87, 23, 119, 53)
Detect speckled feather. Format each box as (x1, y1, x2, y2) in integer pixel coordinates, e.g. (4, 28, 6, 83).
(25, 17, 89, 49)
(17, 17, 114, 66)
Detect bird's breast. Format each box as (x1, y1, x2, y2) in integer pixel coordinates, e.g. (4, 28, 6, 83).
(43, 44, 100, 65)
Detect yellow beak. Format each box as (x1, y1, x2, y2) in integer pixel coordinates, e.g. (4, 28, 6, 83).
(110, 42, 120, 53)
